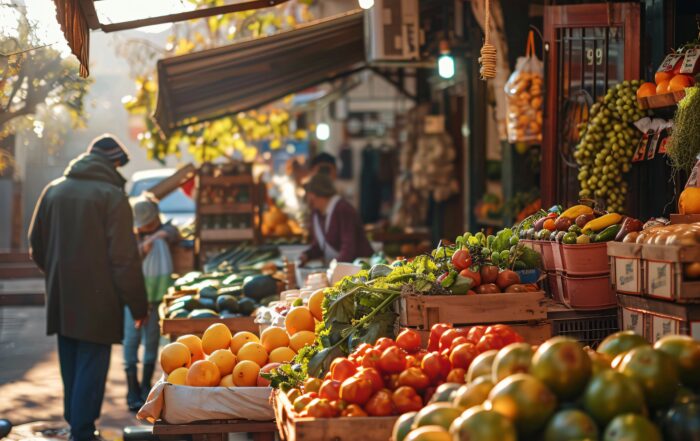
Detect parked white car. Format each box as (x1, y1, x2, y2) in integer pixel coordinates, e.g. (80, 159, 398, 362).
(129, 169, 195, 227)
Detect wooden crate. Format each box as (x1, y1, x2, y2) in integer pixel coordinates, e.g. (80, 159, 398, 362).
(642, 244, 700, 303)
(618, 294, 700, 342)
(272, 390, 398, 441)
(607, 242, 644, 295)
(161, 316, 258, 339)
(172, 245, 195, 275)
(670, 214, 700, 225)
(398, 291, 547, 329)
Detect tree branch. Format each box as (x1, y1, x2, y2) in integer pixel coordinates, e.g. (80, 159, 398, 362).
(3, 70, 25, 112)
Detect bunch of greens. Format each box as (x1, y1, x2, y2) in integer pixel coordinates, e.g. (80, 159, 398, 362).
(668, 86, 700, 174)
(454, 228, 541, 271)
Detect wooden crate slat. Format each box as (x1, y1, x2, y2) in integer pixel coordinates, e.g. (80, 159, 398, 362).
(200, 229, 255, 241)
(199, 203, 255, 215)
(399, 291, 547, 328)
(642, 244, 700, 263)
(200, 175, 254, 186)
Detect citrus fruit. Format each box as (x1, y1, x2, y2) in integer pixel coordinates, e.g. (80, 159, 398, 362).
(289, 330, 316, 352)
(653, 335, 700, 389)
(449, 406, 517, 441)
(492, 343, 533, 383)
(161, 342, 191, 374)
(308, 289, 325, 321)
(531, 336, 591, 400)
(656, 80, 670, 95)
(636, 82, 657, 99)
(597, 331, 649, 358)
(285, 306, 316, 335)
(405, 425, 451, 441)
(393, 412, 418, 441)
(202, 323, 233, 355)
(655, 71, 673, 84)
(452, 376, 494, 410)
(269, 347, 296, 363)
(413, 403, 463, 431)
(186, 360, 221, 387)
(260, 326, 290, 353)
(230, 331, 259, 354)
(166, 367, 189, 385)
(219, 374, 234, 387)
(543, 409, 599, 441)
(232, 360, 260, 386)
(668, 74, 695, 92)
(257, 362, 281, 387)
(582, 369, 646, 426)
(237, 341, 268, 366)
(208, 348, 237, 376)
(488, 373, 557, 436)
(466, 350, 497, 383)
(429, 383, 462, 404)
(603, 414, 662, 441)
(618, 346, 679, 409)
(177, 334, 205, 362)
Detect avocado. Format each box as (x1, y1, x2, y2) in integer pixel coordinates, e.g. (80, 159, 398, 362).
(198, 297, 216, 310)
(218, 285, 242, 297)
(198, 285, 219, 300)
(168, 309, 190, 319)
(238, 297, 258, 316)
(242, 275, 277, 301)
(166, 296, 204, 315)
(188, 309, 219, 319)
(216, 295, 239, 313)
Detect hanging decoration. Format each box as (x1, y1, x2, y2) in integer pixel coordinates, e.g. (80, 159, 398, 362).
(479, 0, 497, 80)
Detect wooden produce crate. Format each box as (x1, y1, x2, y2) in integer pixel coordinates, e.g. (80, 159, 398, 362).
(607, 242, 644, 295)
(398, 291, 547, 329)
(642, 244, 700, 303)
(670, 214, 700, 225)
(618, 293, 700, 342)
(272, 390, 398, 441)
(161, 316, 258, 339)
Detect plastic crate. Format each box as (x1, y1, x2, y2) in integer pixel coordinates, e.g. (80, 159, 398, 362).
(549, 308, 619, 349)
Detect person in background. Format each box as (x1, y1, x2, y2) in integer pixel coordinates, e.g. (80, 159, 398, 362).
(28, 134, 148, 441)
(310, 152, 338, 179)
(124, 196, 181, 411)
(299, 172, 373, 265)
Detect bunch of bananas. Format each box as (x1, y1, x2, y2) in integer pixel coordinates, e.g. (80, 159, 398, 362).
(574, 80, 648, 213)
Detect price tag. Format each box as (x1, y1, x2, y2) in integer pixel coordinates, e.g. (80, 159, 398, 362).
(651, 315, 679, 343)
(633, 132, 651, 162)
(680, 47, 700, 74)
(691, 322, 700, 342)
(615, 258, 640, 294)
(622, 308, 644, 336)
(657, 53, 683, 72)
(647, 261, 673, 299)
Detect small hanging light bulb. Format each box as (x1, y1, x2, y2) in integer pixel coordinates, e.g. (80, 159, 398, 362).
(438, 40, 455, 79)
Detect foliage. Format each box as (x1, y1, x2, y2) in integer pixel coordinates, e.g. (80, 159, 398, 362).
(0, 3, 91, 162)
(667, 86, 700, 174)
(121, 0, 313, 163)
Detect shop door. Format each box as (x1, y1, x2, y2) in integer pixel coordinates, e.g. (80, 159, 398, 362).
(542, 3, 640, 207)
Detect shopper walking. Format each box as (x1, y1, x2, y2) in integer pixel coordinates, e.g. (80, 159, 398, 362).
(28, 134, 148, 441)
(124, 196, 180, 410)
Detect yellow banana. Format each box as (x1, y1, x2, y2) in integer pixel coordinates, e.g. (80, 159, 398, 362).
(560, 204, 594, 219)
(583, 213, 623, 232)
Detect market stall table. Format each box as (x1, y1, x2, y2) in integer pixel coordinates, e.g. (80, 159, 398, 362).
(152, 419, 276, 441)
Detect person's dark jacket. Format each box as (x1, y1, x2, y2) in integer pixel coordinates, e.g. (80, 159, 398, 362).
(305, 198, 374, 263)
(28, 153, 148, 345)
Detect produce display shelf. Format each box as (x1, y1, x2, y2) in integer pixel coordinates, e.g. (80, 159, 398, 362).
(200, 229, 256, 241)
(160, 316, 258, 339)
(152, 419, 276, 441)
(547, 303, 619, 349)
(636, 89, 685, 109)
(199, 175, 254, 186)
(199, 203, 255, 215)
(272, 389, 398, 441)
(669, 214, 700, 225)
(618, 293, 700, 342)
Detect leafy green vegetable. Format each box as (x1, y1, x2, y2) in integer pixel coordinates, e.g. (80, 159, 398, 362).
(492, 228, 513, 253)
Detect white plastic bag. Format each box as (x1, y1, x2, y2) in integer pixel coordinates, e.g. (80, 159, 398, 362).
(505, 31, 544, 144)
(142, 238, 173, 302)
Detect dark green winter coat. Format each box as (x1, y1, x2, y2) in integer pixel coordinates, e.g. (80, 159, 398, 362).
(28, 153, 148, 345)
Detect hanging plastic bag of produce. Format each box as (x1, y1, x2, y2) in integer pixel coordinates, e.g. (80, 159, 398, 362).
(504, 31, 543, 144)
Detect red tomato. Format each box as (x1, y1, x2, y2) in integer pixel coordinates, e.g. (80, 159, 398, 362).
(446, 368, 467, 384)
(397, 367, 431, 391)
(392, 386, 423, 413)
(459, 268, 481, 287)
(339, 376, 373, 405)
(365, 389, 395, 416)
(374, 338, 396, 352)
(303, 378, 323, 394)
(354, 367, 384, 393)
(449, 336, 470, 353)
(451, 249, 472, 271)
(384, 373, 401, 391)
(318, 379, 341, 401)
(467, 290, 477, 295)
(305, 398, 337, 418)
(449, 343, 479, 370)
(415, 349, 428, 361)
(476, 333, 505, 352)
(354, 343, 373, 357)
(341, 404, 368, 417)
(361, 349, 382, 369)
(330, 358, 357, 382)
(486, 324, 524, 345)
(421, 351, 451, 384)
(466, 326, 487, 344)
(396, 328, 422, 353)
(293, 393, 317, 413)
(379, 346, 407, 374)
(405, 355, 421, 368)
(428, 324, 452, 352)
(329, 399, 348, 414)
(547, 212, 558, 218)
(439, 328, 470, 352)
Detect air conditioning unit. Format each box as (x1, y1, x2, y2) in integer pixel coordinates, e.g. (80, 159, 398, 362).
(365, 0, 421, 63)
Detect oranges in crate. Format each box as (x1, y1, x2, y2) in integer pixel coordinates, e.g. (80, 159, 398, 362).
(285, 306, 316, 335)
(160, 342, 191, 374)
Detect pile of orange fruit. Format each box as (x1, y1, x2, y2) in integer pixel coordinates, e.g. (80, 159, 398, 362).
(159, 290, 325, 388)
(637, 71, 695, 99)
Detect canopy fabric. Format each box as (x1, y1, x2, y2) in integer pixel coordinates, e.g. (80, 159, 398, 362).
(53, 0, 90, 77)
(153, 10, 366, 133)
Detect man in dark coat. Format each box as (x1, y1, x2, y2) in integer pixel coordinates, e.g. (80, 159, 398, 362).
(28, 134, 148, 441)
